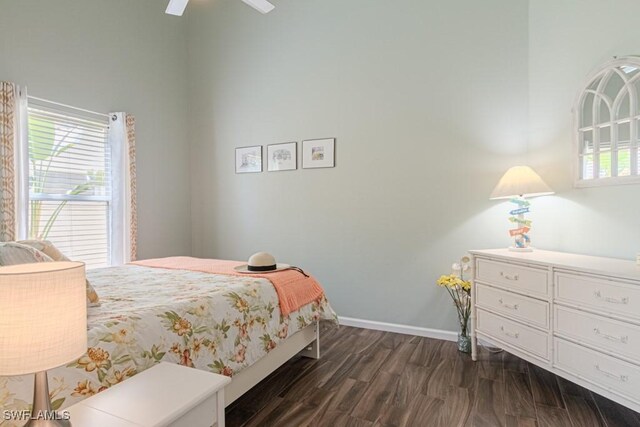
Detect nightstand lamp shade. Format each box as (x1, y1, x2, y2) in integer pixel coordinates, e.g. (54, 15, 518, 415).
(0, 261, 86, 426)
(0, 262, 87, 376)
(489, 165, 554, 200)
(490, 166, 554, 252)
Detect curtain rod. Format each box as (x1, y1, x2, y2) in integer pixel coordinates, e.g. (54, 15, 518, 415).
(27, 95, 111, 119)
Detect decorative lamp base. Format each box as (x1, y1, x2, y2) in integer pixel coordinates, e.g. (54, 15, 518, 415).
(25, 371, 72, 427)
(508, 246, 533, 252)
(25, 419, 70, 427)
(507, 196, 533, 251)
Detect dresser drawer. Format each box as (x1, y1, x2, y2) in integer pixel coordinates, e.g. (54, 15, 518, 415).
(555, 306, 640, 362)
(476, 258, 548, 297)
(555, 338, 640, 405)
(555, 272, 640, 321)
(477, 284, 549, 329)
(476, 309, 549, 360)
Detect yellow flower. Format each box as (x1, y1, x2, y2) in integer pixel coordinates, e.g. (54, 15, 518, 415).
(235, 298, 250, 313)
(192, 337, 203, 355)
(436, 275, 451, 287)
(436, 274, 471, 291)
(170, 343, 181, 355)
(77, 347, 110, 372)
(172, 317, 192, 336)
(72, 380, 98, 397)
(436, 274, 454, 287)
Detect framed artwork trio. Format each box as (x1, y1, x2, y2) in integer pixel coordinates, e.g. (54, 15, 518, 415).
(235, 138, 335, 174)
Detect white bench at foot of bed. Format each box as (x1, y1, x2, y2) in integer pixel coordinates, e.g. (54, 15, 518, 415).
(65, 362, 231, 427)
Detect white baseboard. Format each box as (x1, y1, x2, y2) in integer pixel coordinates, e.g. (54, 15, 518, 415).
(338, 316, 457, 342)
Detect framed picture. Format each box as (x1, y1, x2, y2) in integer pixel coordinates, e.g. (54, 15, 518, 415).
(267, 142, 297, 172)
(235, 146, 262, 173)
(302, 138, 335, 169)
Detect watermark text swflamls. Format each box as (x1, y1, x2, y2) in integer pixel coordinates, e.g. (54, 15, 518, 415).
(3, 409, 70, 421)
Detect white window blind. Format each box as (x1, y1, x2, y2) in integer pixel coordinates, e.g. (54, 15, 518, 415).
(27, 102, 111, 269)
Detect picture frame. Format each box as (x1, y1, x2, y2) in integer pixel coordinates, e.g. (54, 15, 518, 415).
(302, 138, 335, 169)
(235, 145, 263, 173)
(267, 142, 297, 172)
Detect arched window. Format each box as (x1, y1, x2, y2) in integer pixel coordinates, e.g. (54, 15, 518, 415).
(575, 57, 640, 186)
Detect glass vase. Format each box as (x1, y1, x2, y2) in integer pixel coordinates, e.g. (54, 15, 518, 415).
(457, 332, 471, 354)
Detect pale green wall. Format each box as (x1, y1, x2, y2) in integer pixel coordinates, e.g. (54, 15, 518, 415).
(528, 0, 640, 259)
(0, 0, 192, 259)
(5, 0, 633, 333)
(187, 0, 530, 330)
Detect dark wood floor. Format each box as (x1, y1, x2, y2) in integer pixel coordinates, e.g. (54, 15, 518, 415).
(226, 324, 640, 427)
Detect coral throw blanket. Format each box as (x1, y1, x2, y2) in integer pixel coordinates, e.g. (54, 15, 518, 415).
(131, 256, 326, 316)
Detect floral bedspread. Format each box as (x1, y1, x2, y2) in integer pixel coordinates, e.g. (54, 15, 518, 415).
(0, 265, 337, 424)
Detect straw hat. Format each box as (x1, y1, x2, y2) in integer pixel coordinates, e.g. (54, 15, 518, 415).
(234, 252, 290, 274)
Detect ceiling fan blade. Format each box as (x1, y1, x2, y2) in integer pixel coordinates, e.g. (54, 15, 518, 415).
(241, 0, 275, 14)
(166, 0, 189, 16)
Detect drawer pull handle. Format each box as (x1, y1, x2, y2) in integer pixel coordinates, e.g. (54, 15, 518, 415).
(498, 298, 519, 310)
(500, 272, 519, 281)
(593, 328, 628, 344)
(500, 326, 519, 339)
(594, 364, 629, 382)
(593, 291, 629, 305)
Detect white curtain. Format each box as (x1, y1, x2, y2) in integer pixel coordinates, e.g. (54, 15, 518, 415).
(108, 112, 138, 265)
(15, 87, 28, 240)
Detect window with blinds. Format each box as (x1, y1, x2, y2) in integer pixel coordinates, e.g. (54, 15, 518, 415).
(27, 103, 111, 269)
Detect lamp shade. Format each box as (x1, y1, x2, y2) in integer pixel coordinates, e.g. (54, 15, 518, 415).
(0, 262, 87, 376)
(489, 165, 554, 200)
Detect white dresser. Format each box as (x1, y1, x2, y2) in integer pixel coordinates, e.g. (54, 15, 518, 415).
(470, 249, 640, 413)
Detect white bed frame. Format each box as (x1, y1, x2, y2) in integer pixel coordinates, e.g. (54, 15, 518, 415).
(224, 321, 320, 406)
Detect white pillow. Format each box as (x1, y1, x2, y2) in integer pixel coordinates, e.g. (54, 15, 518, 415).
(0, 242, 54, 265)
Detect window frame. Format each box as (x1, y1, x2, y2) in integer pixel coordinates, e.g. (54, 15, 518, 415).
(574, 56, 640, 188)
(25, 99, 113, 268)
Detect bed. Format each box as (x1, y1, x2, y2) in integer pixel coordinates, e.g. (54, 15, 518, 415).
(0, 258, 337, 426)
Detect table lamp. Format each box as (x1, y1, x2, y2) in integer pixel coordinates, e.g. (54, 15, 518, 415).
(490, 165, 554, 251)
(0, 262, 87, 427)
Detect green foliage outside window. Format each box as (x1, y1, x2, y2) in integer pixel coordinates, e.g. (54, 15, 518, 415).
(29, 115, 105, 240)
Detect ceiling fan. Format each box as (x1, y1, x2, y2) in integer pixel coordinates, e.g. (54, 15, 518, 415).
(166, 0, 275, 16)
